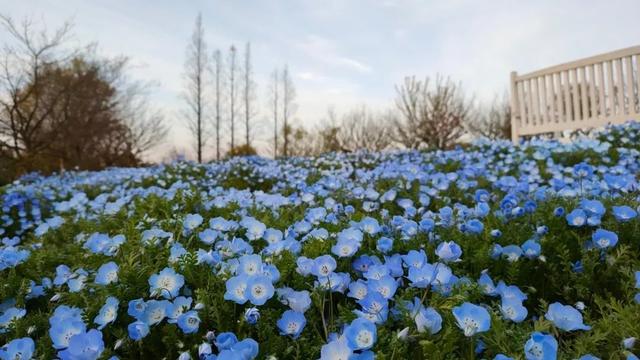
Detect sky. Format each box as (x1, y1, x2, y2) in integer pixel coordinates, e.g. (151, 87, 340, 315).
(3, 0, 640, 161)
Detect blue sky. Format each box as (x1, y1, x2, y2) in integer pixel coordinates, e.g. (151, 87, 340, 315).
(3, 0, 640, 160)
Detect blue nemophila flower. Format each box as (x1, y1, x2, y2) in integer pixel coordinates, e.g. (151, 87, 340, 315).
(465, 219, 484, 234)
(566, 209, 587, 227)
(177, 310, 200, 334)
(368, 275, 398, 300)
(312, 255, 337, 277)
(95, 262, 119, 285)
(128, 320, 149, 341)
(344, 317, 377, 350)
(49, 306, 86, 349)
(573, 162, 593, 178)
(237, 254, 263, 277)
(183, 214, 203, 233)
(500, 298, 528, 323)
(478, 270, 498, 296)
(501, 245, 523, 262)
(148, 267, 185, 299)
(245, 275, 275, 306)
(224, 275, 249, 304)
(332, 238, 360, 258)
(521, 240, 541, 259)
(414, 304, 443, 335)
(215, 332, 238, 350)
(320, 337, 353, 360)
(142, 300, 171, 326)
(407, 263, 438, 288)
(277, 310, 306, 338)
(0, 337, 35, 360)
(94, 297, 119, 330)
(402, 249, 428, 269)
(577, 355, 600, 360)
(544, 302, 591, 331)
(591, 229, 618, 250)
(553, 207, 565, 217)
(436, 241, 462, 262)
(452, 302, 491, 336)
(244, 307, 260, 325)
(376, 237, 393, 253)
(524, 332, 557, 360)
(612, 205, 637, 222)
(57, 329, 104, 360)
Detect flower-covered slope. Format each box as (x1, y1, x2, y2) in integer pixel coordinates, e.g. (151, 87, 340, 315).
(1, 122, 640, 359)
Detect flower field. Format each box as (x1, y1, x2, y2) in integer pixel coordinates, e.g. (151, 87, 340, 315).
(2, 123, 640, 360)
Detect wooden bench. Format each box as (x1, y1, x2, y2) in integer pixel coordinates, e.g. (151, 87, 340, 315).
(510, 46, 640, 143)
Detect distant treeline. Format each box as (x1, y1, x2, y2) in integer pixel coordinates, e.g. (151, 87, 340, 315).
(0, 13, 511, 184)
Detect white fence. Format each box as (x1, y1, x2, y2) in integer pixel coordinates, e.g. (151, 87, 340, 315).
(510, 46, 640, 143)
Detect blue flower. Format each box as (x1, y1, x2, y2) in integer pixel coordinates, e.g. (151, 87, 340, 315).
(465, 219, 484, 234)
(183, 214, 203, 232)
(94, 297, 119, 330)
(521, 240, 541, 259)
(95, 262, 119, 285)
(177, 310, 200, 334)
(344, 317, 377, 350)
(436, 241, 462, 262)
(141, 300, 171, 326)
(478, 270, 498, 296)
(368, 275, 398, 300)
(376, 237, 393, 253)
(501, 245, 523, 262)
(58, 329, 104, 360)
(612, 205, 637, 222)
(276, 310, 306, 338)
(592, 229, 618, 249)
(407, 263, 438, 288)
(244, 307, 260, 325)
(148, 267, 185, 299)
(245, 275, 275, 306)
(332, 238, 360, 258)
(524, 332, 557, 360)
(312, 255, 337, 277)
(168, 296, 193, 323)
(128, 321, 150, 341)
(544, 302, 591, 331)
(0, 337, 35, 360)
(500, 298, 528, 323)
(224, 275, 249, 304)
(215, 332, 238, 350)
(320, 337, 353, 360)
(414, 305, 442, 334)
(237, 254, 263, 277)
(452, 302, 491, 336)
(566, 209, 587, 227)
(50, 319, 86, 349)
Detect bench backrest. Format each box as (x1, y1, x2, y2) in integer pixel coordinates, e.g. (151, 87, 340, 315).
(510, 46, 640, 143)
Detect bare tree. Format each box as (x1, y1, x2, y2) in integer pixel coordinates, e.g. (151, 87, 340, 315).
(467, 93, 511, 140)
(393, 75, 472, 149)
(212, 49, 223, 160)
(183, 13, 209, 163)
(281, 65, 296, 157)
(0, 14, 74, 164)
(267, 68, 279, 158)
(337, 106, 392, 152)
(241, 42, 257, 148)
(227, 45, 238, 152)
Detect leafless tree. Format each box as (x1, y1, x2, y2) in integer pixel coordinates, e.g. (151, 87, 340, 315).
(227, 45, 238, 151)
(467, 93, 511, 140)
(267, 68, 279, 158)
(393, 75, 472, 149)
(241, 42, 257, 148)
(182, 13, 209, 163)
(0, 14, 74, 163)
(281, 65, 296, 157)
(211, 49, 223, 160)
(337, 106, 392, 152)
